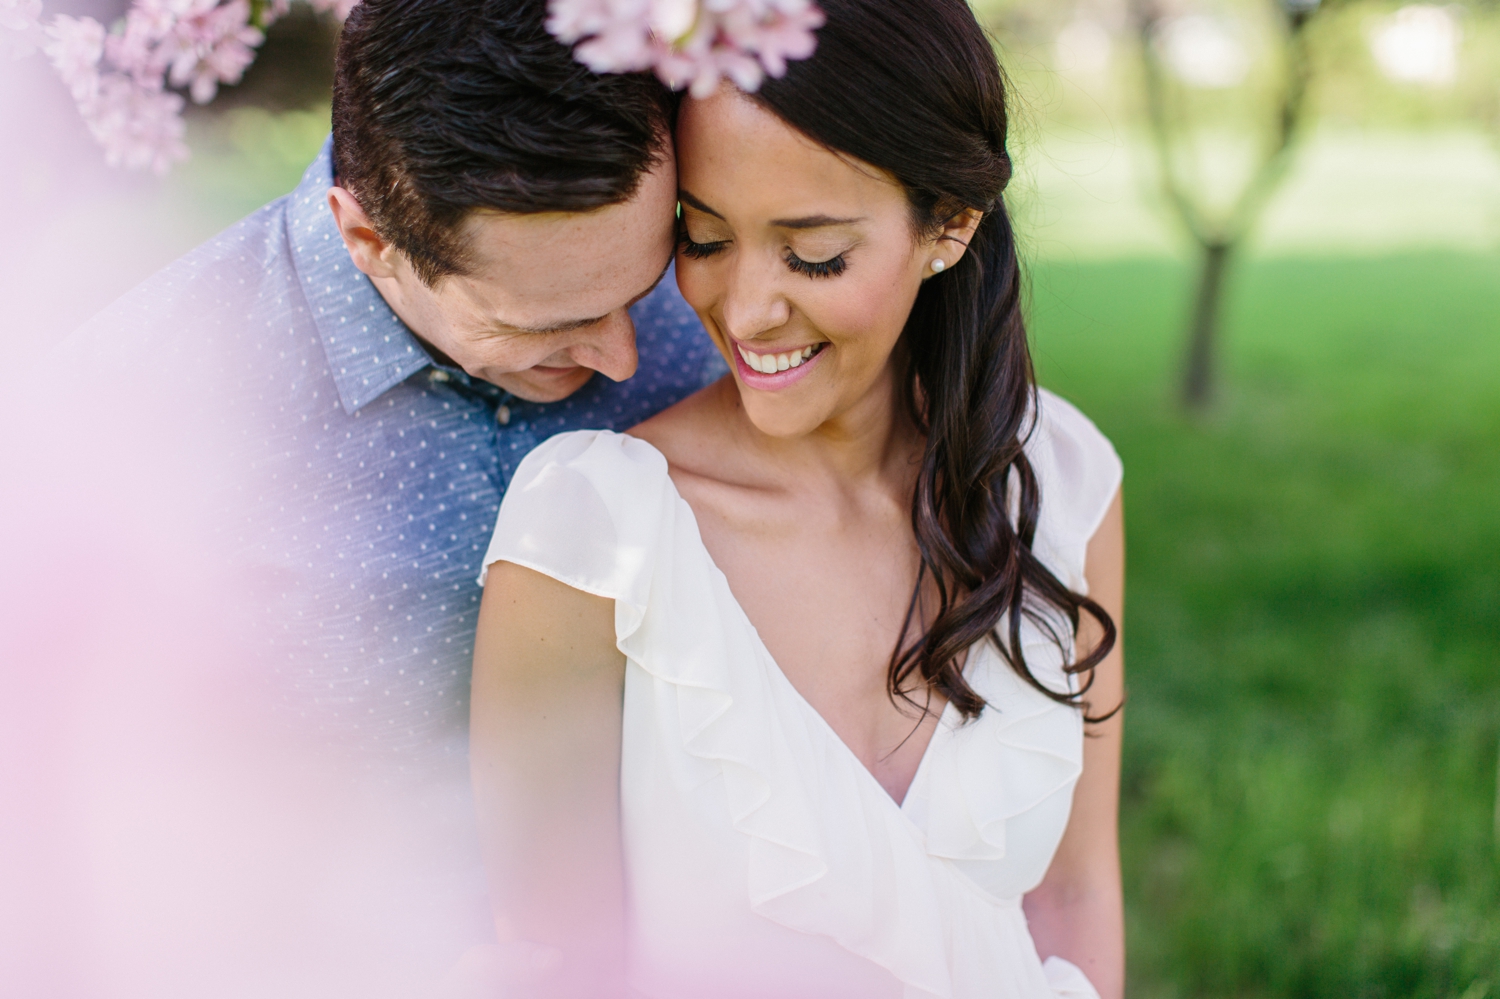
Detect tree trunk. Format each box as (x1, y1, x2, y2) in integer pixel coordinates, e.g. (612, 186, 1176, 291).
(1182, 240, 1232, 410)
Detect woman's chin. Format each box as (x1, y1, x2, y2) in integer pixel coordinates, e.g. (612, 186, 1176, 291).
(731, 367, 898, 443)
(738, 399, 828, 441)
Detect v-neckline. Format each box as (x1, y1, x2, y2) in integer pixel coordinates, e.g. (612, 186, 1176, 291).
(652, 453, 955, 811)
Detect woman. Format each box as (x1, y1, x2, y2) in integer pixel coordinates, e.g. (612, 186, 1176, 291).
(470, 1, 1125, 996)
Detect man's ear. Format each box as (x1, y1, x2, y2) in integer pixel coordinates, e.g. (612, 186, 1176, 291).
(328, 187, 400, 280)
(926, 207, 984, 275)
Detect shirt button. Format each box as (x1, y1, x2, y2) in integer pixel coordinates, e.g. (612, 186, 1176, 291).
(495, 405, 511, 426)
(429, 370, 450, 383)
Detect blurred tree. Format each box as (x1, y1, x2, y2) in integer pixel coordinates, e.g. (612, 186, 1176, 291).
(1130, 0, 1331, 410)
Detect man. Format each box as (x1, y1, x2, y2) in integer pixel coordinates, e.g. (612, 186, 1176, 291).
(10, 0, 720, 994)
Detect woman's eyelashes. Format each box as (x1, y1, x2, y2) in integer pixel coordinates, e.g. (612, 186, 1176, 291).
(784, 249, 847, 279)
(678, 227, 849, 279)
(679, 231, 729, 259)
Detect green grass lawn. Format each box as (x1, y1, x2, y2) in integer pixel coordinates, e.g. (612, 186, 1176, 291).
(1029, 252, 1500, 998)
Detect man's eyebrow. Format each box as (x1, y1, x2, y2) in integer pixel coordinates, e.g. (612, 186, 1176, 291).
(504, 256, 673, 335)
(510, 316, 601, 335)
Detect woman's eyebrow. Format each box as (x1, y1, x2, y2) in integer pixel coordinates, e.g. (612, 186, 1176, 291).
(679, 191, 863, 231)
(770, 214, 865, 230)
(678, 190, 723, 219)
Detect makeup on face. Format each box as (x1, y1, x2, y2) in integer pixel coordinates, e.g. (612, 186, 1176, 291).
(672, 88, 938, 440)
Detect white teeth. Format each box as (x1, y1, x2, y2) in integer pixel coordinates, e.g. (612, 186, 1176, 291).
(738, 343, 820, 374)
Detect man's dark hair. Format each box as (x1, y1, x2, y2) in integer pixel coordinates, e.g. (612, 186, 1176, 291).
(332, 0, 675, 285)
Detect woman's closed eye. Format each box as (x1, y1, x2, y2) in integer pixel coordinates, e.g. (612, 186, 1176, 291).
(679, 230, 729, 260)
(679, 227, 849, 279)
(784, 249, 847, 279)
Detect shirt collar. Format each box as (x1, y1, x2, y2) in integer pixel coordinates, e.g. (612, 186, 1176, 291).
(287, 138, 432, 415)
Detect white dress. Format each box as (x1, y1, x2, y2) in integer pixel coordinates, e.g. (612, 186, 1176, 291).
(479, 388, 1122, 999)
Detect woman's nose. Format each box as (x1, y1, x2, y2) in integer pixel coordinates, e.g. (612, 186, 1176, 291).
(719, 254, 791, 342)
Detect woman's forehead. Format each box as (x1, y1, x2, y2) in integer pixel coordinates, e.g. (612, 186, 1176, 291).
(676, 89, 902, 219)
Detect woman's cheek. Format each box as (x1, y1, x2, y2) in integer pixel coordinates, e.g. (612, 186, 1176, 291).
(673, 253, 717, 316)
(814, 267, 917, 354)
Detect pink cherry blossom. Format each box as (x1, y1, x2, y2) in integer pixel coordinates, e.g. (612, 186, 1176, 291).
(549, 0, 656, 73)
(546, 0, 822, 97)
(107, 5, 173, 88)
(573, 26, 655, 74)
(547, 0, 639, 44)
(43, 14, 105, 100)
(720, 0, 821, 77)
(159, 0, 264, 104)
(47, 11, 190, 173)
(41, 0, 350, 172)
(83, 73, 190, 174)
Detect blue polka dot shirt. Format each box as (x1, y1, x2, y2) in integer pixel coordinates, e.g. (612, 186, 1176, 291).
(62, 139, 726, 774)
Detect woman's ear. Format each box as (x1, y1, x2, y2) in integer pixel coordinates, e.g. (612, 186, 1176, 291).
(923, 207, 984, 277)
(328, 187, 400, 280)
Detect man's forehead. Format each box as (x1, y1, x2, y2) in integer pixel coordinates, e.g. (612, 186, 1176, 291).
(464, 205, 612, 251)
(449, 245, 672, 334)
(448, 167, 678, 326)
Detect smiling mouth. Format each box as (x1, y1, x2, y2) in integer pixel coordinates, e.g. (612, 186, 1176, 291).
(735, 342, 825, 374)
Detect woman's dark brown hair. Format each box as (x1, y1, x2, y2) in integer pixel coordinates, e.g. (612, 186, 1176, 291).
(754, 0, 1117, 721)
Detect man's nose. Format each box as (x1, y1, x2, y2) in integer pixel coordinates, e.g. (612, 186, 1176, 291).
(567, 309, 639, 383)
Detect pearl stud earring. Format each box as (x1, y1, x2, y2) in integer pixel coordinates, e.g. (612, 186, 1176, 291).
(930, 259, 945, 273)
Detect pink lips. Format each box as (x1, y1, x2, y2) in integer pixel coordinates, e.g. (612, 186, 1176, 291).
(731, 343, 826, 391)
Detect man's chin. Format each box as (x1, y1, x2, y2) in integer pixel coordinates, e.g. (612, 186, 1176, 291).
(489, 365, 596, 403)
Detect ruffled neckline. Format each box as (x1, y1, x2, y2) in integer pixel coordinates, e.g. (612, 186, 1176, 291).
(484, 429, 1091, 998)
(602, 432, 1085, 998)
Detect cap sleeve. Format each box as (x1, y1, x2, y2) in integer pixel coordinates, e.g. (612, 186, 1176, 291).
(477, 430, 672, 605)
(1026, 388, 1123, 595)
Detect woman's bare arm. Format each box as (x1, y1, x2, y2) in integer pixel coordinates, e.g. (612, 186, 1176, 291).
(470, 562, 628, 998)
(1023, 487, 1126, 999)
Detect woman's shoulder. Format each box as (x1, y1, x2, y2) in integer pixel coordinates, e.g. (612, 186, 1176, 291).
(510, 428, 668, 484)
(502, 429, 676, 515)
(1029, 388, 1122, 496)
(478, 429, 674, 591)
(1025, 388, 1123, 590)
